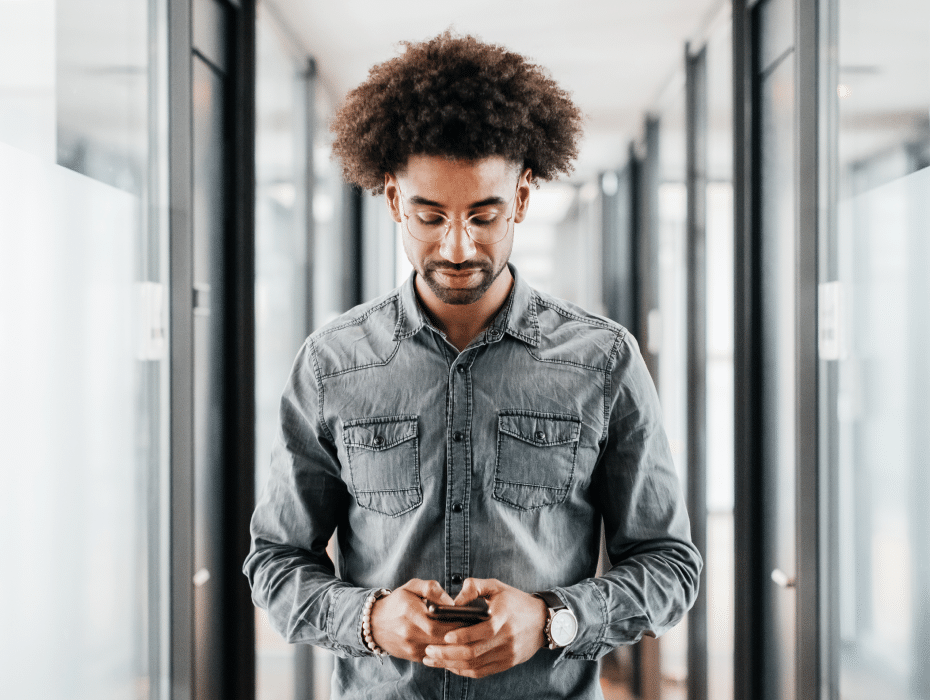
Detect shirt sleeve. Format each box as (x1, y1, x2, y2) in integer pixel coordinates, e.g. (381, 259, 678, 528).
(242, 339, 373, 657)
(555, 331, 703, 661)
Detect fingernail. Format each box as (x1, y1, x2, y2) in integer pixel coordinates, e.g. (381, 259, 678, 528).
(424, 645, 436, 657)
(423, 657, 435, 667)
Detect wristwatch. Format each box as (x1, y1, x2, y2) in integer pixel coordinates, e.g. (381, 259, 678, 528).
(533, 590, 578, 649)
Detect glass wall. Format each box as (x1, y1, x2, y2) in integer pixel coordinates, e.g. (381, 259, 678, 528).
(253, 4, 311, 698)
(822, 1, 930, 697)
(312, 86, 351, 329)
(0, 1, 171, 697)
(704, 15, 735, 700)
(655, 73, 690, 700)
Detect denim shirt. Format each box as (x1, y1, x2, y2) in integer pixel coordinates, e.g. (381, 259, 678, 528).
(244, 265, 701, 700)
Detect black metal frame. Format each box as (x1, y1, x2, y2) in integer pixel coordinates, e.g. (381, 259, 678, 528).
(222, 2, 257, 698)
(685, 41, 709, 700)
(628, 115, 663, 700)
(637, 117, 661, 384)
(344, 185, 365, 309)
(304, 57, 318, 334)
(601, 151, 641, 334)
(628, 144, 642, 341)
(733, 1, 823, 698)
(732, 2, 767, 698)
(169, 1, 256, 699)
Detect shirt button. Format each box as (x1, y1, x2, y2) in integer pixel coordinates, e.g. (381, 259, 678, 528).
(373, 436, 384, 447)
(451, 573, 463, 585)
(452, 502, 463, 513)
(535, 430, 546, 441)
(488, 329, 501, 340)
(453, 431, 464, 442)
(456, 365, 465, 374)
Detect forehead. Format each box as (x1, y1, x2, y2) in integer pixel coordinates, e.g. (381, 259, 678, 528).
(396, 155, 519, 198)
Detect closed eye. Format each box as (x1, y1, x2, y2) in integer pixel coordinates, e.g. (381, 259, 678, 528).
(468, 213, 499, 227)
(415, 213, 448, 226)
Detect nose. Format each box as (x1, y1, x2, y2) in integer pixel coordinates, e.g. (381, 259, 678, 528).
(437, 218, 477, 264)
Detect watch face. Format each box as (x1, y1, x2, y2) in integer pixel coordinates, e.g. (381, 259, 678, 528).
(550, 609, 578, 647)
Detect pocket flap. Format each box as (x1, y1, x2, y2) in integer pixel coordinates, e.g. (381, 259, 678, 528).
(498, 412, 580, 446)
(343, 416, 418, 450)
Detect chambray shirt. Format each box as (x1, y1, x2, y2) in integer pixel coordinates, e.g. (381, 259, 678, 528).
(244, 265, 701, 700)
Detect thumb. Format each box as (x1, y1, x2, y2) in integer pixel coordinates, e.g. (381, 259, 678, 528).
(402, 578, 454, 605)
(453, 577, 500, 605)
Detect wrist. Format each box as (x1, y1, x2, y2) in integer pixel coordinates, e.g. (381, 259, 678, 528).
(533, 589, 578, 650)
(533, 594, 548, 650)
(361, 588, 391, 657)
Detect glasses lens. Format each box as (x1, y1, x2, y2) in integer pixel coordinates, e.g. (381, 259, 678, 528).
(406, 216, 511, 245)
(399, 184, 518, 245)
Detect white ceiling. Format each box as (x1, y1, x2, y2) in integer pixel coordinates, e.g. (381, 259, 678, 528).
(265, 0, 728, 183)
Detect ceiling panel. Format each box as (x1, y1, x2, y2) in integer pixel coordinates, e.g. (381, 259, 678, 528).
(266, 0, 727, 181)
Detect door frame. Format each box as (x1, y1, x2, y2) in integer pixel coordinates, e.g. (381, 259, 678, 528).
(169, 1, 256, 698)
(732, 0, 821, 698)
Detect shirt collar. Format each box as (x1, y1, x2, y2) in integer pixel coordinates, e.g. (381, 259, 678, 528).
(393, 263, 540, 347)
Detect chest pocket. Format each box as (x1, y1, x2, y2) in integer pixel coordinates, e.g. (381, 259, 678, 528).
(343, 416, 421, 517)
(493, 411, 581, 510)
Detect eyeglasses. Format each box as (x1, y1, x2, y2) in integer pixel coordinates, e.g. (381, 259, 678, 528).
(397, 184, 518, 245)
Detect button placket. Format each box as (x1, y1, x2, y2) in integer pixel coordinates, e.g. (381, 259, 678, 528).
(447, 355, 470, 595)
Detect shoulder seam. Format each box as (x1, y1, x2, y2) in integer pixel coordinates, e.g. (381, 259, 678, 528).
(314, 293, 399, 339)
(307, 337, 336, 444)
(601, 328, 627, 444)
(535, 296, 614, 329)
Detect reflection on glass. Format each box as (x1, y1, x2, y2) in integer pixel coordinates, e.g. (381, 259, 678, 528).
(254, 6, 311, 699)
(705, 15, 734, 700)
(656, 76, 689, 699)
(760, 46, 797, 700)
(0, 1, 169, 698)
(828, 2, 930, 697)
(313, 115, 349, 326)
(56, 0, 149, 194)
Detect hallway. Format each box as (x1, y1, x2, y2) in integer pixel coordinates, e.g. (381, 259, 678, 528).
(1, 0, 928, 698)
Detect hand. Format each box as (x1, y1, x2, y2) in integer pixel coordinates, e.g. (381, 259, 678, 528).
(422, 578, 547, 678)
(368, 579, 464, 662)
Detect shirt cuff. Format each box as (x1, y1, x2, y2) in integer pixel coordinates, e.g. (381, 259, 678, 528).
(326, 586, 376, 657)
(551, 580, 611, 662)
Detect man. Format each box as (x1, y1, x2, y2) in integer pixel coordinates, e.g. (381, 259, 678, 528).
(244, 32, 701, 699)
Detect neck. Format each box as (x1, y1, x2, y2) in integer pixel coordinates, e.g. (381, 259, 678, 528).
(415, 266, 514, 352)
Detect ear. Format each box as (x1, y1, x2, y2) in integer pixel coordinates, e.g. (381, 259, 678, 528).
(513, 168, 532, 224)
(384, 173, 402, 223)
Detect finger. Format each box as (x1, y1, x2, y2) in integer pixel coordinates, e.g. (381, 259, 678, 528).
(424, 644, 510, 674)
(403, 578, 454, 605)
(442, 620, 494, 645)
(453, 577, 499, 605)
(418, 616, 470, 641)
(447, 661, 507, 680)
(425, 637, 495, 663)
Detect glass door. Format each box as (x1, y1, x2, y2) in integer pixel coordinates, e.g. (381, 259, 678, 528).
(0, 0, 172, 696)
(820, 1, 930, 697)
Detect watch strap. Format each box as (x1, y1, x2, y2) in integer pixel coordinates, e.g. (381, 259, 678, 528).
(533, 589, 565, 611)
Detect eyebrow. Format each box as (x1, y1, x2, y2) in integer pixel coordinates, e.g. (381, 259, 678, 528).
(408, 195, 507, 209)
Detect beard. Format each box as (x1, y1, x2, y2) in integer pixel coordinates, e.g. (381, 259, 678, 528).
(419, 259, 507, 305)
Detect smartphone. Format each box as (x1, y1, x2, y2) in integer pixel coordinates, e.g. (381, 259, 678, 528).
(426, 598, 490, 624)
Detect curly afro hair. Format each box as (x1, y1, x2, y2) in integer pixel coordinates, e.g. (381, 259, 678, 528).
(330, 32, 584, 194)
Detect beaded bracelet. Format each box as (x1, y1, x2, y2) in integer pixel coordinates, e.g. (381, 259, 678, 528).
(362, 588, 392, 657)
